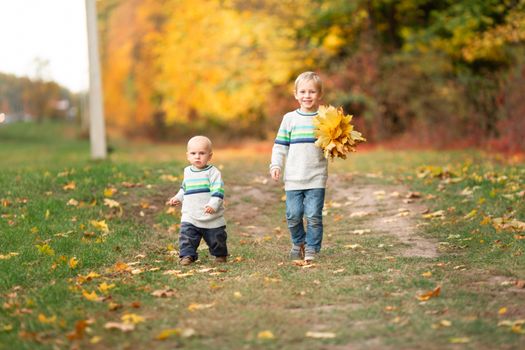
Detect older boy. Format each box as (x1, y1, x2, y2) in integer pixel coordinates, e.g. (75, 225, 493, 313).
(270, 71, 328, 262)
(168, 136, 228, 265)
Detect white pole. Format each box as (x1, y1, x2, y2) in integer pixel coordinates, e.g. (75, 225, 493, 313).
(85, 0, 107, 159)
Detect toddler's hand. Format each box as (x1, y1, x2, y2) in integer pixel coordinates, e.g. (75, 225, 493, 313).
(167, 197, 181, 206)
(270, 168, 281, 181)
(204, 205, 216, 214)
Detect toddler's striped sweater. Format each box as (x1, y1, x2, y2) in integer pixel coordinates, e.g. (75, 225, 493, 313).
(174, 165, 226, 228)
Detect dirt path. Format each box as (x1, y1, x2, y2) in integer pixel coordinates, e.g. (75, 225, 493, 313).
(327, 174, 439, 258)
(227, 172, 438, 259)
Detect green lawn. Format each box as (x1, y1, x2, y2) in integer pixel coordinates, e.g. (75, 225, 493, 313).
(1, 122, 524, 349)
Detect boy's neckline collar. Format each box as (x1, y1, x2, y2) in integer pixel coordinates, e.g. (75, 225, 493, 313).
(190, 164, 212, 172)
(296, 109, 318, 116)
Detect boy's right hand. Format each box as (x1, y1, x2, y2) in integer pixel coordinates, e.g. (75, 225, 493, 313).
(167, 197, 181, 206)
(270, 168, 281, 181)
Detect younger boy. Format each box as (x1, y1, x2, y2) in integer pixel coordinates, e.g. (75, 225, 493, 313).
(168, 136, 228, 265)
(270, 71, 328, 262)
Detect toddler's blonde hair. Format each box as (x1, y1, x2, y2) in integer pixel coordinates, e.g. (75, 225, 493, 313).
(187, 135, 212, 152)
(294, 71, 323, 96)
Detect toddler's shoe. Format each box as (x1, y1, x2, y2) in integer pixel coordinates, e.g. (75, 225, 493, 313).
(289, 243, 305, 260)
(304, 247, 317, 262)
(179, 256, 194, 266)
(214, 256, 227, 263)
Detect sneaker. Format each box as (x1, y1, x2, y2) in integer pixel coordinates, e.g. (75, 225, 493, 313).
(179, 256, 194, 266)
(214, 256, 227, 263)
(289, 243, 305, 260)
(304, 247, 317, 262)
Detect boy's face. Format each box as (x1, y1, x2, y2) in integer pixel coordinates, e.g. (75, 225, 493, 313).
(187, 140, 212, 169)
(294, 79, 321, 113)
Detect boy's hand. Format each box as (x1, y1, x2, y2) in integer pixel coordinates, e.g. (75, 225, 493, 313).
(167, 197, 181, 206)
(270, 168, 281, 181)
(204, 205, 216, 214)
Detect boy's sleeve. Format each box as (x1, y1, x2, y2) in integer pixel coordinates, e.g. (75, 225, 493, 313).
(206, 167, 224, 211)
(270, 116, 290, 171)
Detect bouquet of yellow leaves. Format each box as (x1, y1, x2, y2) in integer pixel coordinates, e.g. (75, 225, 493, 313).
(313, 105, 366, 160)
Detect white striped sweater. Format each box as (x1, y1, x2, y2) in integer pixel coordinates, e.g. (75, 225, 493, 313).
(174, 164, 226, 228)
(270, 109, 328, 190)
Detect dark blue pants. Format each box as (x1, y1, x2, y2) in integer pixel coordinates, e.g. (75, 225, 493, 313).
(179, 222, 228, 260)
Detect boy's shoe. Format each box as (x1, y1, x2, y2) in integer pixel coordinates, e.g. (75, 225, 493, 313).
(179, 256, 194, 266)
(214, 256, 227, 263)
(289, 243, 305, 260)
(304, 247, 317, 262)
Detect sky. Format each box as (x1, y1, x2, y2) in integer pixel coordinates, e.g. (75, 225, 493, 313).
(0, 0, 88, 92)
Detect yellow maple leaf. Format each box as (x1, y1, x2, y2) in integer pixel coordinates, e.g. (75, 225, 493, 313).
(98, 282, 116, 294)
(313, 105, 365, 160)
(103, 187, 118, 197)
(67, 257, 79, 269)
(36, 244, 55, 256)
(38, 313, 57, 324)
(257, 330, 275, 339)
(82, 290, 100, 301)
(121, 313, 145, 324)
(90, 220, 109, 233)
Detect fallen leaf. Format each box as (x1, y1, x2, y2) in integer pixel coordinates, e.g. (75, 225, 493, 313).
(108, 302, 123, 311)
(68, 257, 79, 269)
(305, 331, 336, 339)
(188, 303, 215, 312)
(113, 262, 131, 272)
(38, 313, 56, 324)
(98, 282, 116, 294)
(104, 322, 135, 332)
(344, 244, 362, 250)
(0, 252, 19, 260)
(82, 290, 101, 301)
(66, 320, 88, 340)
(156, 328, 195, 340)
(103, 198, 120, 208)
(121, 313, 145, 324)
(449, 337, 470, 344)
(423, 210, 445, 219)
(90, 220, 109, 233)
(63, 182, 76, 191)
(90, 336, 102, 344)
(67, 198, 79, 206)
(151, 288, 176, 298)
(351, 229, 371, 235)
(103, 187, 118, 197)
(36, 244, 55, 256)
(257, 330, 275, 339)
(417, 286, 441, 301)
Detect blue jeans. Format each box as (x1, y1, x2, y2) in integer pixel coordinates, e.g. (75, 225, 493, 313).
(179, 222, 228, 260)
(285, 188, 325, 252)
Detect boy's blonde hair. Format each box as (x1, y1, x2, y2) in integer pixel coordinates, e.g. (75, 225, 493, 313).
(294, 71, 323, 96)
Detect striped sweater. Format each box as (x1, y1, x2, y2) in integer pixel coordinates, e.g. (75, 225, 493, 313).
(270, 109, 328, 190)
(174, 164, 226, 228)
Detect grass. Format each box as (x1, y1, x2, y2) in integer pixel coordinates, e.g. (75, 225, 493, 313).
(1, 121, 524, 349)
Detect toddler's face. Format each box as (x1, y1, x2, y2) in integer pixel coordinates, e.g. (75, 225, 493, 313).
(187, 140, 212, 169)
(294, 79, 321, 113)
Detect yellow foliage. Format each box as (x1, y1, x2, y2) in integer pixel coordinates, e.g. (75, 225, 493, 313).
(313, 105, 366, 160)
(99, 0, 309, 129)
